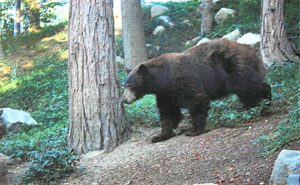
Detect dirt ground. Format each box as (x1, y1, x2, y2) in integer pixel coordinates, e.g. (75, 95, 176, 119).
(58, 113, 291, 185)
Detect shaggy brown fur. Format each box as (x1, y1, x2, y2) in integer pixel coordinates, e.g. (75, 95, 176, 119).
(123, 39, 271, 143)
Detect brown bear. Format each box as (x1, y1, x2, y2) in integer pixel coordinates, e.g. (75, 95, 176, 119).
(123, 39, 271, 143)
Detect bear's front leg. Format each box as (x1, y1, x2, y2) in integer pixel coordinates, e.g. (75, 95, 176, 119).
(152, 95, 182, 143)
(151, 118, 176, 143)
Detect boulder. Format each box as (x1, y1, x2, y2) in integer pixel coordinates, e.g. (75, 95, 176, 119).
(270, 150, 300, 185)
(222, 29, 240, 41)
(215, 8, 235, 24)
(237, 33, 260, 46)
(185, 37, 201, 46)
(197, 38, 210, 45)
(116, 56, 125, 65)
(153, 26, 166, 36)
(0, 108, 38, 133)
(212, 0, 222, 5)
(157, 15, 174, 28)
(288, 174, 300, 185)
(151, 5, 169, 18)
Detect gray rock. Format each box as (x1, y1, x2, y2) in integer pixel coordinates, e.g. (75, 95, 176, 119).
(0, 108, 38, 133)
(222, 29, 240, 41)
(157, 15, 174, 28)
(182, 20, 192, 26)
(215, 8, 235, 24)
(237, 32, 260, 46)
(194, 183, 217, 185)
(212, 0, 222, 5)
(192, 36, 201, 43)
(288, 174, 300, 185)
(197, 38, 210, 45)
(116, 56, 125, 65)
(153, 26, 166, 36)
(270, 150, 300, 185)
(151, 5, 169, 18)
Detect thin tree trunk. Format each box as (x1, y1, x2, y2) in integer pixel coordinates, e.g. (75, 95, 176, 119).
(200, 0, 213, 37)
(260, 0, 299, 66)
(68, 0, 130, 155)
(14, 0, 21, 37)
(121, 0, 148, 72)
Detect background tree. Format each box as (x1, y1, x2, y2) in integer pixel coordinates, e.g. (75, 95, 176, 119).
(14, 0, 21, 36)
(68, 0, 130, 154)
(260, 0, 299, 66)
(200, 0, 213, 37)
(121, 0, 148, 72)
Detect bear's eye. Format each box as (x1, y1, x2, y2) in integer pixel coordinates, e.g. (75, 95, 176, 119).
(126, 84, 133, 88)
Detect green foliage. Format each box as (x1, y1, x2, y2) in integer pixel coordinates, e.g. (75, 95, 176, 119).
(0, 123, 67, 160)
(0, 35, 71, 183)
(21, 148, 78, 184)
(2, 22, 67, 52)
(116, 35, 124, 58)
(0, 54, 68, 124)
(125, 95, 160, 126)
(253, 63, 300, 155)
(208, 95, 265, 128)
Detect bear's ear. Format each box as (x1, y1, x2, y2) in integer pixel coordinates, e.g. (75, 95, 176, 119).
(137, 64, 149, 75)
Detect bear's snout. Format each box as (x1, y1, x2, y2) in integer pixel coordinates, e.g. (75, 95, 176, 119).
(122, 87, 137, 104)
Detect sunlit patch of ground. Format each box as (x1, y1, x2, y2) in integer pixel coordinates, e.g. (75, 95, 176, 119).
(1, 31, 68, 81)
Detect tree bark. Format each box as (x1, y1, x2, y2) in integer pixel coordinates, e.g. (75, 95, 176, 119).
(14, 0, 21, 37)
(121, 0, 148, 72)
(200, 0, 213, 37)
(68, 0, 130, 154)
(260, 0, 299, 66)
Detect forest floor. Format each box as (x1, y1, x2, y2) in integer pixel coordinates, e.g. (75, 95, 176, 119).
(56, 112, 299, 185)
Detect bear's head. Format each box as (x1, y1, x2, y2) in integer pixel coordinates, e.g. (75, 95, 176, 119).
(122, 64, 152, 104)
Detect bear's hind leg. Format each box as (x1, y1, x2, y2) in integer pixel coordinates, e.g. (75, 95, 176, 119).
(152, 95, 183, 143)
(185, 94, 210, 136)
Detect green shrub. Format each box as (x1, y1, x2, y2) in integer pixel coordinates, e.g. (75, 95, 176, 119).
(0, 123, 67, 160)
(253, 62, 300, 155)
(21, 148, 78, 184)
(125, 95, 160, 126)
(0, 54, 68, 124)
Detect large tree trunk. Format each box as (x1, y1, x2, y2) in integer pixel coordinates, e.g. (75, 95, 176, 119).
(68, 0, 130, 155)
(260, 0, 299, 66)
(200, 0, 213, 37)
(121, 0, 147, 72)
(14, 0, 21, 37)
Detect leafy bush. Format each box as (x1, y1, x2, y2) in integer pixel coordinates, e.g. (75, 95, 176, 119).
(253, 62, 300, 155)
(208, 95, 266, 128)
(21, 148, 78, 184)
(0, 123, 67, 161)
(125, 95, 160, 126)
(0, 54, 68, 125)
